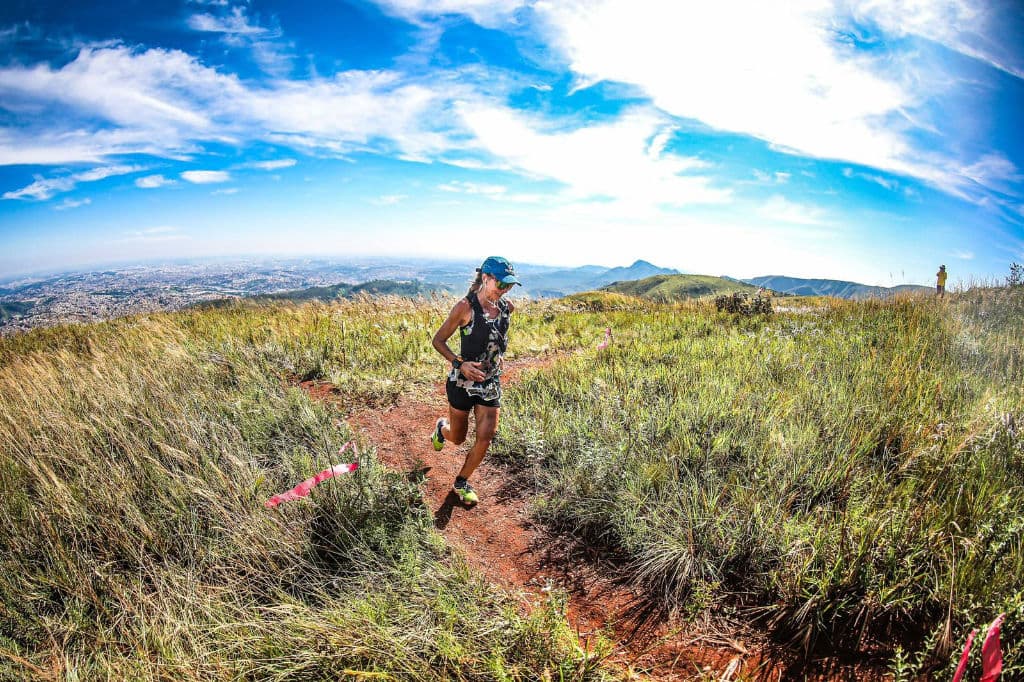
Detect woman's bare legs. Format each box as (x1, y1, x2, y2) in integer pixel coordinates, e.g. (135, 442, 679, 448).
(457, 405, 499, 480)
(442, 407, 470, 444)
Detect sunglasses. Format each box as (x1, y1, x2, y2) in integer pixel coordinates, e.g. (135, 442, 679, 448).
(496, 281, 514, 290)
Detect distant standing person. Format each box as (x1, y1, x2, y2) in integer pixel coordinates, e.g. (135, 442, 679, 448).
(430, 257, 520, 506)
(936, 264, 948, 297)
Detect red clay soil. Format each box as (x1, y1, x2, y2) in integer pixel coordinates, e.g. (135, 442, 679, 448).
(300, 357, 887, 681)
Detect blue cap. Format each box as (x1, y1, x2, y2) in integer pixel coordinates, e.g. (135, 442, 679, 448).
(480, 256, 520, 286)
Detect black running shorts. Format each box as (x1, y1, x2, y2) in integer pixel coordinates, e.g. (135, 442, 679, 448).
(446, 378, 501, 411)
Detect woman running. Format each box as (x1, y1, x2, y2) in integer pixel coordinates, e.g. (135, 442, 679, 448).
(430, 256, 520, 505)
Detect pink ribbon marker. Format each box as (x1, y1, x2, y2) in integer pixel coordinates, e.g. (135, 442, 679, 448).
(265, 442, 359, 508)
(981, 613, 1005, 682)
(952, 613, 1005, 682)
(952, 629, 977, 682)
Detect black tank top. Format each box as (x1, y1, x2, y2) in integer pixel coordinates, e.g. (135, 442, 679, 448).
(449, 292, 510, 391)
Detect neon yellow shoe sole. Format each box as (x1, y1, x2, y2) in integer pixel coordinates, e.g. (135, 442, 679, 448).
(431, 418, 447, 451)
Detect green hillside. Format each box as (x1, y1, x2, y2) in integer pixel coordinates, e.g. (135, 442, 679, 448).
(2, 289, 1023, 679)
(601, 273, 760, 300)
(0, 300, 33, 321)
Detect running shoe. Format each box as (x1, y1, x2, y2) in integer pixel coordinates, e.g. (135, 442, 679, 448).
(453, 478, 479, 506)
(431, 418, 448, 451)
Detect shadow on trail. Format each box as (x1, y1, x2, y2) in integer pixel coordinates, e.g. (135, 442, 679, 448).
(432, 490, 467, 530)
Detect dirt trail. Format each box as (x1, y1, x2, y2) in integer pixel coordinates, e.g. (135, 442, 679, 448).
(301, 357, 871, 681)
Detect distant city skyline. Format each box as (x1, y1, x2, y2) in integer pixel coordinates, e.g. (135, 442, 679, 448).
(1, 0, 1022, 286)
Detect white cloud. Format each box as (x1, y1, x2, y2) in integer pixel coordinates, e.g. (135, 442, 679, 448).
(847, 0, 1024, 80)
(54, 197, 91, 210)
(187, 7, 269, 35)
(3, 175, 75, 201)
(135, 174, 175, 189)
(753, 170, 791, 184)
(441, 157, 511, 171)
(211, 187, 239, 195)
(952, 250, 975, 260)
(757, 195, 827, 225)
(119, 226, 190, 243)
(371, 194, 408, 205)
(181, 170, 230, 183)
(534, 0, 1011, 199)
(244, 159, 296, 170)
(438, 180, 507, 196)
(435, 179, 544, 203)
(0, 46, 465, 167)
(843, 166, 898, 190)
(187, 6, 293, 76)
(371, 0, 527, 28)
(3, 164, 144, 200)
(960, 153, 1021, 190)
(457, 103, 727, 206)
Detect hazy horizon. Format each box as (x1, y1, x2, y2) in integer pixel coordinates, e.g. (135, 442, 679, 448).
(0, 252, 947, 290)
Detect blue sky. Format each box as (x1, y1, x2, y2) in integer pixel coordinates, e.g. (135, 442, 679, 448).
(0, 0, 1022, 286)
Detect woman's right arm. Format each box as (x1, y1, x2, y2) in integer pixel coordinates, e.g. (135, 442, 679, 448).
(432, 300, 486, 382)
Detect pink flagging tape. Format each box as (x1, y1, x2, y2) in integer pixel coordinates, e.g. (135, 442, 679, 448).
(952, 613, 1006, 682)
(265, 441, 359, 508)
(981, 613, 1006, 682)
(953, 629, 977, 682)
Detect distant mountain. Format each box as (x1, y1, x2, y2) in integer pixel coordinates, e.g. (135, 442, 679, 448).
(597, 260, 679, 285)
(602, 274, 759, 301)
(745, 276, 931, 299)
(524, 260, 679, 297)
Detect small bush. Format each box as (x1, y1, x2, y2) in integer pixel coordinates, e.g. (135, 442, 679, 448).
(1008, 262, 1023, 288)
(714, 291, 773, 315)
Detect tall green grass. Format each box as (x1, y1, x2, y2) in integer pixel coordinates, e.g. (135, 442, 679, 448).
(5, 289, 1020, 678)
(0, 300, 610, 680)
(495, 291, 1023, 676)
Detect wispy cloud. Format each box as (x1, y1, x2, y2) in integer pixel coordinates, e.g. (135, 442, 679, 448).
(181, 170, 230, 184)
(3, 164, 144, 200)
(438, 180, 507, 196)
(843, 166, 898, 190)
(848, 0, 1024, 80)
(119, 226, 190, 242)
(371, 0, 527, 28)
(242, 159, 296, 170)
(753, 169, 791, 184)
(54, 197, 91, 210)
(135, 174, 175, 189)
(435, 179, 545, 203)
(187, 7, 269, 35)
(757, 195, 826, 226)
(211, 187, 239, 195)
(952, 250, 975, 260)
(371, 194, 407, 205)
(457, 103, 727, 207)
(0, 45, 460, 167)
(187, 6, 294, 76)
